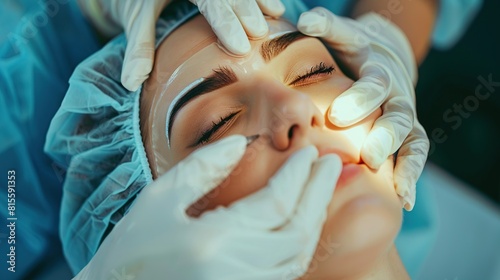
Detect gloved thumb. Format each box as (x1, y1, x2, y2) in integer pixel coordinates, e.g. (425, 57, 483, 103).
(121, 7, 157, 91)
(329, 62, 391, 126)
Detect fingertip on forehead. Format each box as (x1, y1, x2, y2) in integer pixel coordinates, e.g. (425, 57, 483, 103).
(266, 17, 297, 35)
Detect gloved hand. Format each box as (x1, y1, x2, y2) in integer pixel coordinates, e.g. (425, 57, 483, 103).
(77, 0, 285, 92)
(189, 0, 286, 55)
(73, 135, 342, 280)
(297, 8, 430, 211)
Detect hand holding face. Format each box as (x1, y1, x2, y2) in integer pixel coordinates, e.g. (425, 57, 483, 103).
(73, 135, 342, 279)
(298, 8, 430, 210)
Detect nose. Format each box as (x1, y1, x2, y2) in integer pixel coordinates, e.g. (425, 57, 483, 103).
(255, 79, 324, 150)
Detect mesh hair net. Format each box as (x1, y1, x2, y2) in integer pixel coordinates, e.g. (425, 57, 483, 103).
(44, 1, 198, 274)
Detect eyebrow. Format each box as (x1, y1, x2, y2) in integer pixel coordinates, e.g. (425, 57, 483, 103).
(167, 66, 237, 137)
(260, 31, 308, 62)
(167, 31, 309, 139)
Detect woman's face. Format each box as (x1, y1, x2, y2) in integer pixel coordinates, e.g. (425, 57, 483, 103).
(141, 15, 402, 279)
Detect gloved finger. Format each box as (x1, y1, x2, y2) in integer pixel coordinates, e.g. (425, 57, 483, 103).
(361, 95, 414, 169)
(196, 1, 251, 55)
(329, 63, 391, 127)
(255, 0, 286, 17)
(275, 154, 342, 278)
(121, 5, 157, 91)
(225, 146, 319, 230)
(214, 229, 305, 270)
(290, 154, 342, 236)
(394, 121, 429, 211)
(232, 0, 268, 38)
(166, 135, 247, 208)
(297, 7, 369, 54)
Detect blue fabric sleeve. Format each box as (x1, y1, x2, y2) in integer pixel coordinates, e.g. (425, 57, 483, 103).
(281, 0, 351, 24)
(432, 0, 482, 49)
(282, 0, 483, 49)
(0, 1, 100, 279)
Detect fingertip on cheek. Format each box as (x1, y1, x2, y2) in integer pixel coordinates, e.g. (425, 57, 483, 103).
(360, 148, 385, 170)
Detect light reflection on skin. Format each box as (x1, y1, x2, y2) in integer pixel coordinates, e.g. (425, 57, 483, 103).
(140, 15, 405, 279)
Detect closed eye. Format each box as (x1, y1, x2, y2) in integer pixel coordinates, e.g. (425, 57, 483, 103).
(191, 110, 241, 147)
(289, 62, 335, 86)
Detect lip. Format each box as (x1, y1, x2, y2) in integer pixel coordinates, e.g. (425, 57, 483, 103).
(317, 147, 364, 189)
(317, 147, 358, 164)
(337, 163, 364, 188)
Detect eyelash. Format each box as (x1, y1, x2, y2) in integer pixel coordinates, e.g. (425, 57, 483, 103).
(194, 62, 334, 146)
(289, 62, 335, 86)
(195, 110, 241, 146)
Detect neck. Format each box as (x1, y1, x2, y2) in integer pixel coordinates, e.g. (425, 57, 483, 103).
(354, 245, 410, 280)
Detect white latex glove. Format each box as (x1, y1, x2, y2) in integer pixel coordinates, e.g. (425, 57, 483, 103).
(189, 0, 286, 55)
(77, 0, 285, 91)
(73, 135, 342, 280)
(298, 8, 430, 211)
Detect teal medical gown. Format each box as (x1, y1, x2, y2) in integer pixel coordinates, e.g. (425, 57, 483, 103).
(0, 0, 481, 278)
(0, 1, 100, 279)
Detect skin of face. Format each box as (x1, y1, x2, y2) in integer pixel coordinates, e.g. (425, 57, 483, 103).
(140, 15, 403, 279)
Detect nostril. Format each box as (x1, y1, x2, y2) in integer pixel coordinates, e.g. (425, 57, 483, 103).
(311, 114, 323, 128)
(288, 124, 297, 139)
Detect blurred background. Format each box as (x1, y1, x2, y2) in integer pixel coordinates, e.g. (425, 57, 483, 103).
(416, 0, 500, 206)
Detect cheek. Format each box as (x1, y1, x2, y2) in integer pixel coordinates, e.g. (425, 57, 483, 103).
(186, 144, 286, 217)
(306, 75, 354, 115)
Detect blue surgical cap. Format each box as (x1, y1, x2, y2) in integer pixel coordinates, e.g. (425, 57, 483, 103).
(44, 2, 198, 275)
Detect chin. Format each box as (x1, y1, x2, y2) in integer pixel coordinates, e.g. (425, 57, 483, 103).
(302, 160, 403, 279)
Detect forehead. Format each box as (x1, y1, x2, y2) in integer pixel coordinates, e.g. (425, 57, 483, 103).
(151, 15, 297, 87)
(147, 15, 301, 123)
